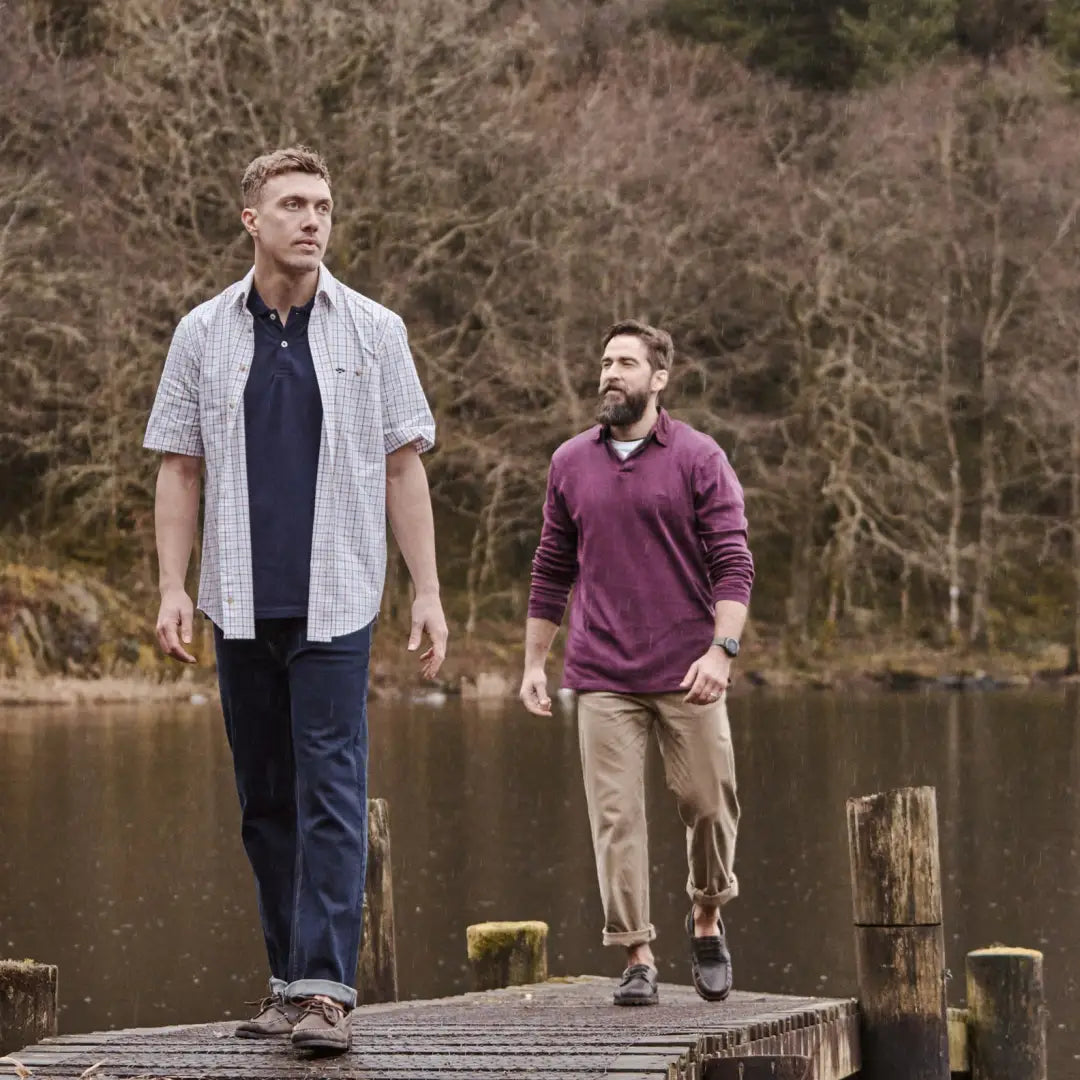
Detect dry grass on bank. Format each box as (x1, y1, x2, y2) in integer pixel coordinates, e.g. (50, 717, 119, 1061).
(0, 674, 213, 707)
(1, 625, 1075, 709)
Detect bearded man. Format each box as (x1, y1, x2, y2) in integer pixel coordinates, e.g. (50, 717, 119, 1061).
(519, 320, 753, 1006)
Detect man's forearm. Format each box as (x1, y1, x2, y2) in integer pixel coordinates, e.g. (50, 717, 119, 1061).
(155, 454, 202, 592)
(524, 616, 560, 670)
(714, 600, 748, 642)
(386, 447, 439, 595)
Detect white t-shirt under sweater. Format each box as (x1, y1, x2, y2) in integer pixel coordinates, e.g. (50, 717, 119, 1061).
(611, 438, 645, 460)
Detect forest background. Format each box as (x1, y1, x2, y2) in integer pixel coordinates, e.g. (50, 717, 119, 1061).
(7, 0, 1080, 694)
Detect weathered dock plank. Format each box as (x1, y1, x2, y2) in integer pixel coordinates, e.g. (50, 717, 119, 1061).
(2, 976, 859, 1080)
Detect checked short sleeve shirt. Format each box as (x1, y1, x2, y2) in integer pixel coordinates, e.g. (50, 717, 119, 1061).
(144, 265, 436, 641)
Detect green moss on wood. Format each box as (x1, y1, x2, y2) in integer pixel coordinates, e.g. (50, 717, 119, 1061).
(466, 921, 548, 990)
(466, 921, 548, 963)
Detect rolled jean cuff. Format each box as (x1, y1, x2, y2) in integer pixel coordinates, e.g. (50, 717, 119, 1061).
(269, 977, 288, 998)
(602, 923, 656, 948)
(688, 879, 738, 908)
(284, 979, 356, 1010)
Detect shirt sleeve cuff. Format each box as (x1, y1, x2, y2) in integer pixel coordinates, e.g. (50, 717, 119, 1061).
(527, 600, 567, 624)
(712, 585, 752, 607)
(143, 431, 203, 457)
(384, 426, 435, 455)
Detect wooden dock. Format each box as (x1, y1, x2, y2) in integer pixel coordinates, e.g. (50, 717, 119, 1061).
(3, 976, 859, 1080)
(4, 785, 1047, 1079)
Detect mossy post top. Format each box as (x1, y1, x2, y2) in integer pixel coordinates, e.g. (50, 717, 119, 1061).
(466, 921, 548, 962)
(967, 946, 1043, 959)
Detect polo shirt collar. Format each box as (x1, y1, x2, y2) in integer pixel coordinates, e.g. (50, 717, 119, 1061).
(231, 263, 340, 312)
(247, 283, 314, 319)
(593, 407, 671, 446)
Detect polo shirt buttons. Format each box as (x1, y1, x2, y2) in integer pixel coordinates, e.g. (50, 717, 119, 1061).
(281, 341, 289, 348)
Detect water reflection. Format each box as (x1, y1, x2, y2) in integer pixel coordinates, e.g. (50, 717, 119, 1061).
(0, 689, 1076, 1072)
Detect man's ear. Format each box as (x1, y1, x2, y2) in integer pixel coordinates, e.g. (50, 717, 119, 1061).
(241, 207, 258, 237)
(652, 368, 669, 394)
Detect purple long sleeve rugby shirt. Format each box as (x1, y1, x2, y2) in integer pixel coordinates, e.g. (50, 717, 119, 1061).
(528, 409, 754, 694)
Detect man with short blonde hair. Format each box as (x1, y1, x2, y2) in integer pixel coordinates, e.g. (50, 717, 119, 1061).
(145, 145, 447, 1055)
(240, 146, 331, 206)
(521, 320, 753, 1006)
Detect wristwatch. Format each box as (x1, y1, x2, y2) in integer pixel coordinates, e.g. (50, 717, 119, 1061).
(712, 637, 740, 658)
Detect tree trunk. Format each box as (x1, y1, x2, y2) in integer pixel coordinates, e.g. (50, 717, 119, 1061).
(969, 430, 995, 649)
(1071, 360, 1080, 674)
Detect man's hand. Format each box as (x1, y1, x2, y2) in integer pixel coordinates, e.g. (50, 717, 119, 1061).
(409, 590, 448, 679)
(519, 666, 552, 716)
(680, 647, 732, 705)
(156, 588, 197, 664)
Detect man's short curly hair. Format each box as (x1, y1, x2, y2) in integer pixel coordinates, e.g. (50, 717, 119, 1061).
(241, 145, 331, 207)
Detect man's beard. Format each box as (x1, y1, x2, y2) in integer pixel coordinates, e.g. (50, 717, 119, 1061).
(596, 385, 649, 427)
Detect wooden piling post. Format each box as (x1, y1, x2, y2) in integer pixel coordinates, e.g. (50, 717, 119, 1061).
(466, 921, 548, 991)
(356, 797, 398, 1005)
(966, 947, 1046, 1080)
(846, 786, 949, 1080)
(0, 960, 57, 1056)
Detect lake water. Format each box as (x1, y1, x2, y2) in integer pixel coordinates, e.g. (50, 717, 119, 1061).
(1, 688, 1077, 1073)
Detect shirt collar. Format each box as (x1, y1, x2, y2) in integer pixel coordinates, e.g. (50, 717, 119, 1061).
(232, 263, 340, 312)
(247, 283, 315, 319)
(593, 407, 670, 446)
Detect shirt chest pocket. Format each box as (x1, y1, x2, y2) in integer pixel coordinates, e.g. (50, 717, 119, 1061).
(325, 339, 379, 428)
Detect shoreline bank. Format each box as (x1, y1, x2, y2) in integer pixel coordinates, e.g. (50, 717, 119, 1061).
(1, 649, 1076, 708)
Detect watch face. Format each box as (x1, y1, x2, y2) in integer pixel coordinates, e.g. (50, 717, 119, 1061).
(723, 638, 739, 657)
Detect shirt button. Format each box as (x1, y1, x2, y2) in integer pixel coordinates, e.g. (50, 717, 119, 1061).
(281, 341, 289, 348)
(228, 400, 236, 409)
(240, 364, 249, 372)
(226, 596, 234, 605)
(270, 313, 277, 320)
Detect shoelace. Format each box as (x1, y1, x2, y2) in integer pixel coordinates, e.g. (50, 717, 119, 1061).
(243, 996, 280, 1016)
(298, 997, 347, 1025)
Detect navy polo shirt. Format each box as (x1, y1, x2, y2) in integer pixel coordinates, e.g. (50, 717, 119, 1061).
(244, 286, 323, 617)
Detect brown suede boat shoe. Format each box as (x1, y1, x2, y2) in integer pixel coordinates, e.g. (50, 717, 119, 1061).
(290, 996, 351, 1055)
(234, 995, 303, 1038)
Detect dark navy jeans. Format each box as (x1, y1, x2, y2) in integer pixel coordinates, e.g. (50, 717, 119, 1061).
(214, 617, 372, 1009)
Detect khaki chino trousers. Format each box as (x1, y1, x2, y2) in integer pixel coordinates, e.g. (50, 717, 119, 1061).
(577, 691, 740, 947)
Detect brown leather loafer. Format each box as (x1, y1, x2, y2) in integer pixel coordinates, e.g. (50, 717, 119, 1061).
(290, 996, 351, 1055)
(234, 995, 302, 1038)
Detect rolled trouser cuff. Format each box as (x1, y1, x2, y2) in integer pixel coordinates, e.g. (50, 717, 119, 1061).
(688, 879, 738, 908)
(269, 977, 288, 998)
(602, 923, 657, 948)
(284, 979, 356, 1010)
